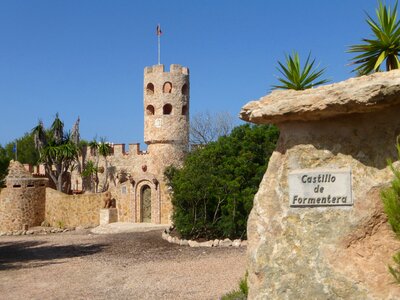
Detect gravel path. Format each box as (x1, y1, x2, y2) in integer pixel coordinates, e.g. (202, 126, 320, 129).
(0, 228, 246, 299)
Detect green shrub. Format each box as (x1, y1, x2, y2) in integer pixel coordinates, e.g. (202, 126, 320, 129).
(165, 124, 279, 240)
(381, 142, 400, 284)
(221, 272, 248, 300)
(389, 252, 400, 284)
(381, 143, 400, 236)
(239, 271, 249, 295)
(56, 220, 65, 229)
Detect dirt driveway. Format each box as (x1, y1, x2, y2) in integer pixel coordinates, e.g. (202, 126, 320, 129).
(0, 228, 246, 300)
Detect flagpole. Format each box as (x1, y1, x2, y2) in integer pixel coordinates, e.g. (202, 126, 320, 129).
(158, 33, 161, 65)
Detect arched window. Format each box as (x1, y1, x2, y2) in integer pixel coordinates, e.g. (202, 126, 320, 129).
(163, 104, 172, 115)
(182, 105, 188, 116)
(181, 83, 188, 96)
(146, 105, 155, 115)
(146, 83, 154, 95)
(163, 82, 172, 93)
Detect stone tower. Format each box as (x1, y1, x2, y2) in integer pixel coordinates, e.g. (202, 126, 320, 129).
(143, 64, 189, 161)
(0, 160, 48, 232)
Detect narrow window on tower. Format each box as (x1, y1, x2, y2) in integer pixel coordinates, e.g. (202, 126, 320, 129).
(146, 105, 155, 115)
(146, 83, 154, 95)
(182, 105, 188, 116)
(163, 104, 172, 115)
(181, 83, 188, 96)
(163, 82, 172, 93)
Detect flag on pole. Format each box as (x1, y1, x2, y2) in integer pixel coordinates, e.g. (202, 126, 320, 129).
(156, 24, 162, 36)
(12, 142, 17, 161)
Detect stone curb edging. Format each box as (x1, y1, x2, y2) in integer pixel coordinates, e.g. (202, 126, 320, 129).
(0, 227, 77, 236)
(161, 228, 247, 248)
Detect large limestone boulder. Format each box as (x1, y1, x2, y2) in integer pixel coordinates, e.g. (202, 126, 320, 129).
(240, 70, 400, 299)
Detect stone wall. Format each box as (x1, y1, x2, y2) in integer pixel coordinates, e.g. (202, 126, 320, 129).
(240, 70, 400, 299)
(45, 188, 104, 228)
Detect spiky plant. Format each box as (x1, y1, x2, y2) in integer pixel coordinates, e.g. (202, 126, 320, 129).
(381, 141, 400, 285)
(272, 51, 329, 90)
(348, 0, 400, 75)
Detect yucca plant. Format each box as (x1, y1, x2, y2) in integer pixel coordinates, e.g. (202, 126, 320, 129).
(381, 141, 400, 285)
(381, 142, 400, 236)
(272, 51, 329, 90)
(348, 0, 400, 75)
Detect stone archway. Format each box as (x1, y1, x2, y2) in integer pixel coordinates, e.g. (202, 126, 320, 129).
(141, 185, 152, 223)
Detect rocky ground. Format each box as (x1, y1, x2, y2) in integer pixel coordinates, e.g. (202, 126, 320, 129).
(0, 228, 246, 300)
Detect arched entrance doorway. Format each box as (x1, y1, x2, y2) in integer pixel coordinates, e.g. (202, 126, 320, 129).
(141, 185, 152, 223)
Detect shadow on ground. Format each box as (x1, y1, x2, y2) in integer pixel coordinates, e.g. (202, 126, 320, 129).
(0, 240, 107, 271)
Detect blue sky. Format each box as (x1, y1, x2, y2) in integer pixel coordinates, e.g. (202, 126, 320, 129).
(0, 0, 392, 146)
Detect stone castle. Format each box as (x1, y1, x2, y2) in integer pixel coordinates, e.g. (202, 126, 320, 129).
(0, 64, 189, 232)
(74, 63, 190, 224)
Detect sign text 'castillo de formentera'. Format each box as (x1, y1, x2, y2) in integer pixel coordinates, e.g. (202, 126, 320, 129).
(288, 168, 353, 207)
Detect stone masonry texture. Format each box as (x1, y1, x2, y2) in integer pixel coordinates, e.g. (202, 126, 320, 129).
(71, 64, 189, 225)
(0, 160, 48, 232)
(240, 70, 400, 299)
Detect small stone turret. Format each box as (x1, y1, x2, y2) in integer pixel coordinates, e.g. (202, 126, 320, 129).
(0, 160, 48, 232)
(143, 64, 189, 148)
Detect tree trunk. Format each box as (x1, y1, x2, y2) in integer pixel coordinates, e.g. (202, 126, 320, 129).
(101, 157, 109, 192)
(386, 55, 397, 71)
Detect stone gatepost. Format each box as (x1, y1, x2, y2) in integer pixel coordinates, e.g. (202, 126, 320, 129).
(240, 70, 400, 299)
(99, 208, 118, 225)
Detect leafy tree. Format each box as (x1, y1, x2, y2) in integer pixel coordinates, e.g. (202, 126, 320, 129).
(272, 51, 329, 90)
(4, 133, 40, 166)
(0, 146, 10, 188)
(348, 1, 400, 75)
(32, 114, 80, 193)
(165, 124, 279, 240)
(0, 132, 41, 187)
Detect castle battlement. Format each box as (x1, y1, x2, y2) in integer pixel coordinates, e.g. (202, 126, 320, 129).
(85, 143, 150, 159)
(144, 64, 189, 75)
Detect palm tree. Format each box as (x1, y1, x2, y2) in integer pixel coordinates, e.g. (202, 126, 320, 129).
(348, 1, 400, 75)
(272, 51, 329, 91)
(51, 113, 64, 144)
(32, 120, 46, 151)
(98, 138, 112, 192)
(81, 160, 98, 192)
(32, 115, 80, 193)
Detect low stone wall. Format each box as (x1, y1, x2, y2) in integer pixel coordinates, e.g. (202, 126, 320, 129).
(161, 228, 247, 248)
(45, 188, 104, 228)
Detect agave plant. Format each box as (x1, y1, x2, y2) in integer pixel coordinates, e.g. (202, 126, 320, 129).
(272, 51, 329, 90)
(348, 0, 400, 75)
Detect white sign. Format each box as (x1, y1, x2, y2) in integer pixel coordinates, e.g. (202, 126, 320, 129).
(288, 168, 353, 207)
(154, 118, 162, 128)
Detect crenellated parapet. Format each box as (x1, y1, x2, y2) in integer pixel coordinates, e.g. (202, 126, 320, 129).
(144, 64, 189, 75)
